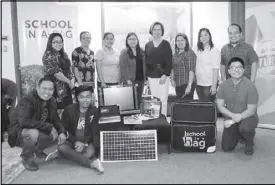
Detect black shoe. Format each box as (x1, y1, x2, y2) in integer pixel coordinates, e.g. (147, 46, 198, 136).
(239, 138, 246, 145)
(244, 146, 254, 156)
(35, 151, 48, 159)
(22, 160, 39, 171)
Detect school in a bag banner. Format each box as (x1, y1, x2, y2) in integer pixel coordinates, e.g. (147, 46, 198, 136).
(17, 2, 78, 67)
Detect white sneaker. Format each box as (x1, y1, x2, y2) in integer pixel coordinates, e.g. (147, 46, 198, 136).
(45, 150, 60, 161)
(91, 159, 104, 173)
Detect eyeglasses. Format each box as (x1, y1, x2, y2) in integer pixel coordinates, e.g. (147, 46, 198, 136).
(230, 66, 243, 70)
(229, 32, 241, 36)
(176, 40, 185, 42)
(128, 38, 137, 41)
(52, 41, 63, 44)
(81, 37, 91, 40)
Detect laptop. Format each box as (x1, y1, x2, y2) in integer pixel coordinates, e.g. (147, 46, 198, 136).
(98, 105, 121, 124)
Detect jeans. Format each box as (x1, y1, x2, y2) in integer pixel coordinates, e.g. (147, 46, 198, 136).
(58, 141, 95, 168)
(196, 85, 216, 102)
(222, 116, 258, 151)
(18, 129, 55, 161)
(175, 83, 196, 100)
(135, 81, 144, 105)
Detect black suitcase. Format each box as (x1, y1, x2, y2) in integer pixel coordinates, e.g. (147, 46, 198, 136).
(170, 100, 217, 153)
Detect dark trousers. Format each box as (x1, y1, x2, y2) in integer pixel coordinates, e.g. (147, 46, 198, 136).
(58, 140, 95, 168)
(135, 81, 144, 105)
(18, 129, 55, 161)
(175, 83, 196, 100)
(222, 116, 258, 152)
(196, 85, 216, 102)
(1, 108, 10, 142)
(1, 96, 16, 142)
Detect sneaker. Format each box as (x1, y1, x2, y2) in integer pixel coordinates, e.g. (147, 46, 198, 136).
(244, 146, 254, 156)
(35, 151, 48, 159)
(91, 159, 104, 173)
(45, 150, 60, 162)
(22, 160, 39, 171)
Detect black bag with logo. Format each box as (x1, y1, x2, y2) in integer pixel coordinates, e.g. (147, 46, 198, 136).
(170, 100, 217, 153)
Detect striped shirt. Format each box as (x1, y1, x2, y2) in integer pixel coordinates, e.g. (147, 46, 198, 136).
(221, 42, 258, 79)
(172, 49, 196, 87)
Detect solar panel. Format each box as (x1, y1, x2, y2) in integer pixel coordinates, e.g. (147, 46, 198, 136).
(100, 130, 158, 162)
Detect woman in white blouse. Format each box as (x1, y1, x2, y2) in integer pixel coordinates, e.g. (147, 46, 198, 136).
(95, 32, 120, 87)
(194, 28, 221, 102)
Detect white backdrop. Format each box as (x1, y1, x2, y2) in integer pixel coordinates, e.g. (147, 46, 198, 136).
(246, 2, 275, 127)
(17, 2, 78, 67)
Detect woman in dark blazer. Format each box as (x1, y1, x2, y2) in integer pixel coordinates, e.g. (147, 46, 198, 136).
(56, 86, 104, 173)
(119, 32, 146, 103)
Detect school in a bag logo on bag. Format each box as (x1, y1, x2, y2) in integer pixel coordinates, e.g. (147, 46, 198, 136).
(182, 131, 206, 149)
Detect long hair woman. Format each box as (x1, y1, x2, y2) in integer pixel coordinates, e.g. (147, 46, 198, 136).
(119, 32, 146, 103)
(171, 33, 196, 100)
(194, 28, 221, 102)
(42, 33, 74, 112)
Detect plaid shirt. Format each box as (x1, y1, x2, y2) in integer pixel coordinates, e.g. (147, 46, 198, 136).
(172, 50, 196, 86)
(221, 42, 258, 79)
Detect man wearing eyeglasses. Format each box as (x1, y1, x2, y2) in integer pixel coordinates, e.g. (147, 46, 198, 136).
(220, 24, 259, 83)
(216, 57, 259, 156)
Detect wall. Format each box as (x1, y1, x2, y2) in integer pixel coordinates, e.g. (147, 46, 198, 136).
(2, 2, 228, 85)
(192, 2, 229, 50)
(15, 2, 102, 67)
(1, 2, 16, 81)
(76, 2, 102, 52)
(245, 2, 275, 126)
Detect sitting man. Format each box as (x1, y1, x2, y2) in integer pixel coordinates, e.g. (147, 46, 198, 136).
(56, 85, 104, 173)
(8, 76, 67, 171)
(2, 78, 17, 142)
(216, 57, 259, 156)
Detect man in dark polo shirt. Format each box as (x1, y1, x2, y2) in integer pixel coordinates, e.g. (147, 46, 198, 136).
(217, 57, 259, 156)
(221, 23, 259, 83)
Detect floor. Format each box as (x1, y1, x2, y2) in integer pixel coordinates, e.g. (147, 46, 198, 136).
(4, 118, 275, 184)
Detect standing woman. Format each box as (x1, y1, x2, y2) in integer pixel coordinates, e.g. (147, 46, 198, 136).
(194, 28, 221, 102)
(145, 22, 173, 117)
(95, 32, 120, 87)
(72, 31, 95, 86)
(171, 33, 196, 100)
(43, 33, 74, 112)
(119, 32, 146, 103)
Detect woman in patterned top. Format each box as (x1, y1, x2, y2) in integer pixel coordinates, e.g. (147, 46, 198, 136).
(72, 31, 95, 86)
(171, 33, 196, 100)
(42, 33, 74, 110)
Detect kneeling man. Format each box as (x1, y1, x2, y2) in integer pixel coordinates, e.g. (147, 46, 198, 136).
(8, 76, 67, 171)
(216, 57, 259, 155)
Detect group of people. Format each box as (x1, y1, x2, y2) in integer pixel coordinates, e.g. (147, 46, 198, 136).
(3, 21, 260, 172)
